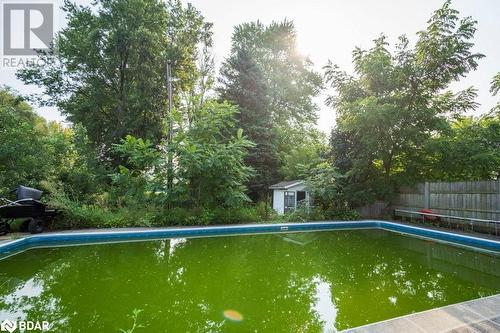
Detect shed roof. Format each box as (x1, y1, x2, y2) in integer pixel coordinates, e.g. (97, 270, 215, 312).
(269, 180, 304, 190)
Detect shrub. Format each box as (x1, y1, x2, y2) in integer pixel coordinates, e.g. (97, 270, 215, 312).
(152, 206, 262, 226)
(49, 188, 156, 229)
(323, 208, 361, 221)
(46, 185, 362, 230)
(211, 207, 261, 224)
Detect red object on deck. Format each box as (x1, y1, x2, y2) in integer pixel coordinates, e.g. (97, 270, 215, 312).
(418, 209, 438, 221)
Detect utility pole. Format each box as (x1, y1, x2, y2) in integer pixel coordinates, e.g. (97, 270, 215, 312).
(166, 60, 174, 192)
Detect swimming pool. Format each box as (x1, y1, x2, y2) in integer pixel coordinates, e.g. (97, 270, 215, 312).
(1, 223, 499, 332)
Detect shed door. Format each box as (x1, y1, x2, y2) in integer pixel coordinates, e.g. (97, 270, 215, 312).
(297, 191, 306, 203)
(284, 191, 296, 213)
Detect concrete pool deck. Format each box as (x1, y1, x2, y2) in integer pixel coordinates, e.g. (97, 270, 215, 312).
(342, 293, 500, 333)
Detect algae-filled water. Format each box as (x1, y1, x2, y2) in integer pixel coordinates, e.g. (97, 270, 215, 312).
(1, 229, 500, 332)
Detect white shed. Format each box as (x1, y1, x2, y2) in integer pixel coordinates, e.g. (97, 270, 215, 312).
(269, 180, 310, 215)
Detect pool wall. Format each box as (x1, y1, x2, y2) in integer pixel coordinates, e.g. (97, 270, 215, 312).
(1, 221, 499, 258)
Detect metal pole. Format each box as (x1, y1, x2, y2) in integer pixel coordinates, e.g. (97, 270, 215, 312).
(166, 60, 173, 192)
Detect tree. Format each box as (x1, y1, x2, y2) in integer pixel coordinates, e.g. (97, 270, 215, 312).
(111, 135, 162, 206)
(279, 127, 328, 180)
(219, 48, 279, 199)
(491, 72, 500, 114)
(0, 88, 70, 193)
(218, 20, 322, 199)
(329, 128, 380, 206)
(325, 0, 484, 203)
(417, 116, 500, 180)
(17, 0, 212, 163)
(111, 101, 254, 208)
(304, 162, 345, 212)
(173, 101, 254, 207)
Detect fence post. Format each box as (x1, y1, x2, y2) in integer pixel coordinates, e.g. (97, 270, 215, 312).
(424, 181, 430, 209)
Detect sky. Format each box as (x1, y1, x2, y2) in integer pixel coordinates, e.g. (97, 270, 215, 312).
(1, 0, 499, 133)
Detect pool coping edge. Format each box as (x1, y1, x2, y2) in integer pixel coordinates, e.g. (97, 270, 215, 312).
(1, 220, 499, 256)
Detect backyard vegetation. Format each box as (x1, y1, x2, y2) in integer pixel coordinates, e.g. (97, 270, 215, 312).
(1, 0, 499, 228)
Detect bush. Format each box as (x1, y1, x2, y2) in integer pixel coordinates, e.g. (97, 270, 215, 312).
(323, 208, 361, 221)
(211, 207, 261, 224)
(49, 189, 156, 229)
(49, 188, 268, 229)
(46, 185, 361, 230)
(275, 204, 361, 223)
(254, 201, 278, 221)
(152, 206, 263, 226)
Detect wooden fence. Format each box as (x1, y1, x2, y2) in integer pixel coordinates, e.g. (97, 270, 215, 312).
(356, 201, 387, 218)
(392, 180, 500, 221)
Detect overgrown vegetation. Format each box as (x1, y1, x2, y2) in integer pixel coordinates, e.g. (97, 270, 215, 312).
(325, 0, 499, 205)
(1, 0, 499, 229)
(218, 20, 323, 200)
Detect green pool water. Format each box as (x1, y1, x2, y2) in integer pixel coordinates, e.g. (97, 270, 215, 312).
(1, 229, 499, 332)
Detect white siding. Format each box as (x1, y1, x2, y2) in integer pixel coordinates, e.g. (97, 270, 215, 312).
(271, 183, 310, 215)
(273, 190, 285, 214)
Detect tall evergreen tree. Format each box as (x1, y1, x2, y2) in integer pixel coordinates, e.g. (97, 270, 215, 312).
(219, 49, 279, 199)
(218, 20, 322, 199)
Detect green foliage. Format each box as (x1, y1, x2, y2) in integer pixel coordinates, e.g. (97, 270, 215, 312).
(303, 162, 349, 211)
(4, 1, 498, 229)
(227, 20, 322, 128)
(119, 309, 145, 333)
(278, 205, 360, 222)
(50, 188, 265, 228)
(218, 20, 323, 199)
(218, 46, 280, 198)
(0, 88, 71, 193)
(0, 88, 45, 191)
(416, 116, 500, 180)
(173, 101, 255, 207)
(110, 135, 161, 206)
(305, 163, 341, 206)
(17, 0, 212, 163)
(54, 125, 110, 203)
(155, 206, 263, 226)
(326, 209, 361, 221)
(49, 189, 128, 228)
(278, 128, 328, 180)
(491, 72, 500, 114)
(107, 101, 254, 209)
(326, 1, 484, 205)
(114, 135, 161, 171)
